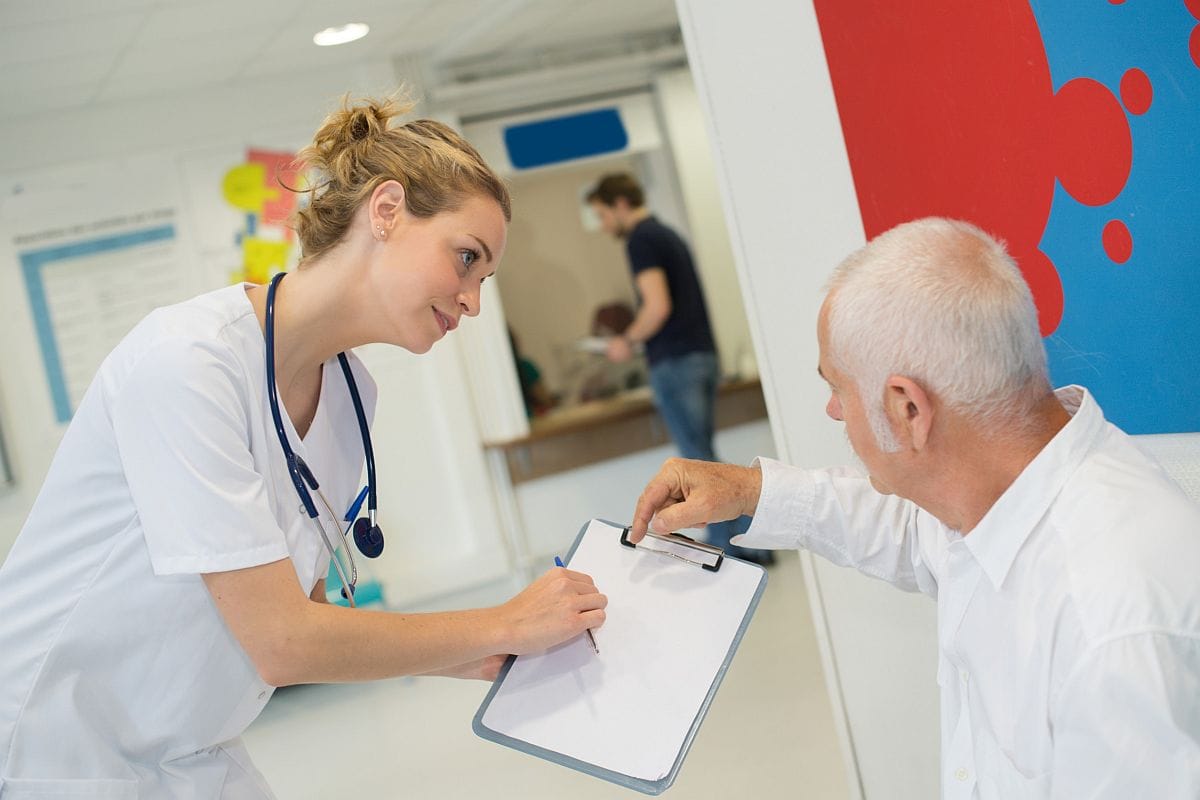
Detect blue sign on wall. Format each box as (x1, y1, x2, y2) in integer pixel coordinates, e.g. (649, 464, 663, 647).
(503, 108, 629, 170)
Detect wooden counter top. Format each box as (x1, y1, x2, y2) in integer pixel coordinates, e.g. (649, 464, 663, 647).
(486, 378, 768, 484)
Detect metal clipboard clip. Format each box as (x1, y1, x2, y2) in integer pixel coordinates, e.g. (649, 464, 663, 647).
(620, 526, 724, 572)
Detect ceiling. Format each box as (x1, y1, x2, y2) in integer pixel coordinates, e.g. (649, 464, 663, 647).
(0, 0, 681, 121)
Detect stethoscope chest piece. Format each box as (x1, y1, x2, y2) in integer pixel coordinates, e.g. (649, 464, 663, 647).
(353, 516, 385, 559)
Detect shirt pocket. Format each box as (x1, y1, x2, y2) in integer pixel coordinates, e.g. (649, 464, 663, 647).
(974, 728, 1051, 800)
(0, 777, 138, 798)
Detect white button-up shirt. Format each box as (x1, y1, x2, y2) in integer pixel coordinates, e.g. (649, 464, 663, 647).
(737, 386, 1200, 799)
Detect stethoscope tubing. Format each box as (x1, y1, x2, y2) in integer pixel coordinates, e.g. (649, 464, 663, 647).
(336, 352, 377, 529)
(264, 274, 320, 520)
(313, 485, 358, 608)
(265, 272, 378, 606)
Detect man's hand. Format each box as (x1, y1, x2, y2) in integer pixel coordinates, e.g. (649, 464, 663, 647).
(629, 458, 763, 543)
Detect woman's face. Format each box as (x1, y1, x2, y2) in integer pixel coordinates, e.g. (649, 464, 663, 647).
(370, 193, 508, 354)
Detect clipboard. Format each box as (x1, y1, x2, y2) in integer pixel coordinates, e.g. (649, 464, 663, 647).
(473, 518, 768, 795)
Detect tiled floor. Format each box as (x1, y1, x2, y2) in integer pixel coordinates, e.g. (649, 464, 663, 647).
(243, 552, 851, 799)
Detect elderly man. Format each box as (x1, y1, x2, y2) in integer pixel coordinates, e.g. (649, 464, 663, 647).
(630, 218, 1200, 799)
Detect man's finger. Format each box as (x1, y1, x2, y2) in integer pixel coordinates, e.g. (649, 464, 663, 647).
(631, 475, 677, 541)
(651, 499, 712, 533)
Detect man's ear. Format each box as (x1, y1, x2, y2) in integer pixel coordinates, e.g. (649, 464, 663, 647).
(370, 180, 406, 233)
(884, 375, 934, 451)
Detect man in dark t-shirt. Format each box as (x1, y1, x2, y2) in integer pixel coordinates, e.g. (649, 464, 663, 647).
(587, 173, 772, 565)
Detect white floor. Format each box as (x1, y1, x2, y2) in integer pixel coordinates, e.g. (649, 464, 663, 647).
(243, 552, 852, 799)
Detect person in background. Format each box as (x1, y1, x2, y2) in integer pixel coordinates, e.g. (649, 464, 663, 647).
(630, 218, 1200, 799)
(508, 326, 557, 417)
(587, 172, 772, 565)
(573, 302, 646, 404)
(0, 94, 606, 797)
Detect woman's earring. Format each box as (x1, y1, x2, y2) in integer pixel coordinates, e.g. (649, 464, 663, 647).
(377, 227, 386, 240)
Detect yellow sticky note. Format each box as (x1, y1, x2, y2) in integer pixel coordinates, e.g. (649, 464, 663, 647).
(222, 163, 279, 213)
(243, 237, 290, 284)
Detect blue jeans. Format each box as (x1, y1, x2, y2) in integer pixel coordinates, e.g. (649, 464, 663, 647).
(648, 352, 764, 559)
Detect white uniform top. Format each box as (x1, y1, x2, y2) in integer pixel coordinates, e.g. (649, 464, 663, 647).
(737, 386, 1200, 799)
(0, 284, 376, 798)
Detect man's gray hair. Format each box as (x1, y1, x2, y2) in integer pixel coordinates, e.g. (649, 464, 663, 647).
(825, 218, 1050, 452)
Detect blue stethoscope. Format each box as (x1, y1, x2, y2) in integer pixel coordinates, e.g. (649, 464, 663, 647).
(265, 272, 383, 606)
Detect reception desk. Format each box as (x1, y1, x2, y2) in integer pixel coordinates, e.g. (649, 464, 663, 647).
(485, 378, 768, 484)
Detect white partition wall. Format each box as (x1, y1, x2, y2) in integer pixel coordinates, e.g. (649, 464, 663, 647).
(673, 1, 941, 797)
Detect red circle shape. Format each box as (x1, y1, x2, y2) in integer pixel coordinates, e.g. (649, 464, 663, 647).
(1187, 0, 1200, 21)
(1103, 220, 1133, 264)
(1051, 78, 1133, 207)
(1021, 248, 1065, 335)
(1191, 25, 1200, 69)
(1119, 68, 1153, 114)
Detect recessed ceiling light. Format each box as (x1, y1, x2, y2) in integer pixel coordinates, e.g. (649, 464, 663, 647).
(313, 23, 369, 47)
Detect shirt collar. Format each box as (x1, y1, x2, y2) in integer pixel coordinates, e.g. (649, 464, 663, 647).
(963, 385, 1107, 589)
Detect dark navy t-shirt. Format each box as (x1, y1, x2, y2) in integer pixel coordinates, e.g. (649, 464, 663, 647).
(626, 216, 716, 366)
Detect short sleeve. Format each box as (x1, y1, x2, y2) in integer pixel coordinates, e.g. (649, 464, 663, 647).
(111, 337, 290, 576)
(626, 229, 661, 275)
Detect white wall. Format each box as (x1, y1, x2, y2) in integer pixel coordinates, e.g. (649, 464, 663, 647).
(653, 68, 757, 380)
(674, 1, 941, 798)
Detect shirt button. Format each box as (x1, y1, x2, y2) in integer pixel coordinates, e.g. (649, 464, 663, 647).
(955, 767, 969, 782)
(258, 690, 267, 699)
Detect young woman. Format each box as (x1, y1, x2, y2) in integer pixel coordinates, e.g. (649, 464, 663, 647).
(0, 96, 607, 798)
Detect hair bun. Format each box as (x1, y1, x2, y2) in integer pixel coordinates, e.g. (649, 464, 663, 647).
(346, 101, 392, 142)
(349, 110, 373, 141)
(309, 94, 415, 160)
(291, 88, 511, 263)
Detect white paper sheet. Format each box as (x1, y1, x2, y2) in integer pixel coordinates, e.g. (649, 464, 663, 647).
(479, 519, 764, 782)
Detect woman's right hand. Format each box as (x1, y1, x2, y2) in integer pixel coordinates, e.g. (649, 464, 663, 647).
(497, 567, 607, 655)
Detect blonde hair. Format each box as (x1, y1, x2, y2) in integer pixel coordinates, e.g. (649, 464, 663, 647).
(826, 218, 1049, 452)
(291, 93, 511, 262)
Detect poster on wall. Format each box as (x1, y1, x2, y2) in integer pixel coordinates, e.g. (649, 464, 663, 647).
(812, 0, 1200, 434)
(177, 142, 306, 289)
(226, 148, 305, 284)
(2, 158, 195, 424)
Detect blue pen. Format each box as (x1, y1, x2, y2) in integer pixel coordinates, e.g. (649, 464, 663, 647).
(343, 485, 370, 523)
(555, 556, 600, 655)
